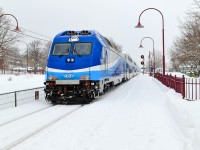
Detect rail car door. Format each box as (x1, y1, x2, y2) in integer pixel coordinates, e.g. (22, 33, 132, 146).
(105, 50, 108, 78)
(100, 47, 108, 79)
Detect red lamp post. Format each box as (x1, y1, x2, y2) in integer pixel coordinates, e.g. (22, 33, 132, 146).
(135, 8, 165, 76)
(0, 13, 21, 32)
(139, 37, 155, 75)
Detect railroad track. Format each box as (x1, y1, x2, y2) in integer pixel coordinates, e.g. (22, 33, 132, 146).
(0, 105, 53, 127)
(1, 105, 84, 150)
(0, 80, 129, 150)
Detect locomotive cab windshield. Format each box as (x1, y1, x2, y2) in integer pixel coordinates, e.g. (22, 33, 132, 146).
(52, 43, 71, 56)
(73, 43, 92, 56)
(51, 42, 92, 56)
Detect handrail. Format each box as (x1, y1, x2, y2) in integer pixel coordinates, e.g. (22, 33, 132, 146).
(0, 86, 44, 96)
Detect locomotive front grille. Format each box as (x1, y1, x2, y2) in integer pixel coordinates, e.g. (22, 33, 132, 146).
(55, 80, 80, 85)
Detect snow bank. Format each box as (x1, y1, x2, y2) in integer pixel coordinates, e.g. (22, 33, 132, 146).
(153, 78, 200, 150)
(166, 72, 190, 78)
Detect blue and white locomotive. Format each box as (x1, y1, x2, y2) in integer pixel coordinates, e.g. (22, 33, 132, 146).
(44, 30, 139, 104)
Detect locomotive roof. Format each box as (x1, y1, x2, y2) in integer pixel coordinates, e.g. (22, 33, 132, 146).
(53, 30, 128, 59)
(54, 30, 108, 47)
(55, 30, 97, 37)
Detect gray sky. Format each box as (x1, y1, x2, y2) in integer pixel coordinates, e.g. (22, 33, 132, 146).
(0, 0, 193, 67)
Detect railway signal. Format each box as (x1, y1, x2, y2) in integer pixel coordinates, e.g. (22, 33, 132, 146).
(141, 55, 144, 74)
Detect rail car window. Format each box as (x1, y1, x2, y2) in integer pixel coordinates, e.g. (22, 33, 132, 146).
(52, 43, 71, 56)
(73, 43, 92, 55)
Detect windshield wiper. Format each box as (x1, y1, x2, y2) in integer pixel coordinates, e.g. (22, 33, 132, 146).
(74, 49, 82, 57)
(59, 48, 69, 57)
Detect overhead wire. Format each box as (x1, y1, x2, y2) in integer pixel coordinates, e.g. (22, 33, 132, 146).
(10, 24, 53, 40)
(1, 26, 52, 42)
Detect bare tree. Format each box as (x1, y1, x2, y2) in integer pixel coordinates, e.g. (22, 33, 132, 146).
(169, 48, 181, 71)
(104, 37, 122, 53)
(154, 50, 162, 69)
(169, 0, 200, 71)
(40, 41, 52, 69)
(28, 40, 43, 72)
(0, 8, 21, 73)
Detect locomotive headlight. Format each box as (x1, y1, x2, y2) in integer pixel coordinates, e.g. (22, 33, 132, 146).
(71, 58, 74, 62)
(85, 75, 90, 80)
(48, 75, 53, 80)
(67, 58, 70, 62)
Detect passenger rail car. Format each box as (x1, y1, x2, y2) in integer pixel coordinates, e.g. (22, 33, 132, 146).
(44, 30, 139, 104)
(124, 54, 140, 80)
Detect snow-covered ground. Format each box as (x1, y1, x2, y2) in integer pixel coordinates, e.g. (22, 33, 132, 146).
(0, 74, 45, 94)
(0, 74, 199, 150)
(0, 74, 45, 110)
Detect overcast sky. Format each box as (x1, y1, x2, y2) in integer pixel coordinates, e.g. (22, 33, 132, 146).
(0, 0, 194, 67)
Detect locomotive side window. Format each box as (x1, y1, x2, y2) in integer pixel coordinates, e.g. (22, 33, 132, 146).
(73, 43, 92, 55)
(52, 43, 71, 56)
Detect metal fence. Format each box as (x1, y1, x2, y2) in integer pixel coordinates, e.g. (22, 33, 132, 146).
(185, 78, 200, 100)
(154, 73, 200, 100)
(154, 73, 185, 98)
(0, 87, 45, 111)
(0, 70, 44, 75)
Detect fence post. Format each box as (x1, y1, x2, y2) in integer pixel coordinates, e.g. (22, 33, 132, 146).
(162, 74, 164, 85)
(196, 78, 197, 100)
(192, 78, 193, 100)
(182, 75, 185, 99)
(35, 91, 39, 100)
(15, 92, 17, 107)
(174, 75, 177, 92)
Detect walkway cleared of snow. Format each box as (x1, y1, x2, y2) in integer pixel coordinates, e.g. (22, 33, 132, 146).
(0, 74, 192, 150)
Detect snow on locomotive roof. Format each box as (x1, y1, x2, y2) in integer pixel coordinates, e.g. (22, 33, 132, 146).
(54, 30, 108, 47)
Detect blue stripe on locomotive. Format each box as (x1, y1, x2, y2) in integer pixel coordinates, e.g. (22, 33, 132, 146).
(46, 58, 126, 80)
(46, 30, 126, 81)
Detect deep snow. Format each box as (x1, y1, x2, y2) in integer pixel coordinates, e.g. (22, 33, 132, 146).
(0, 74, 199, 150)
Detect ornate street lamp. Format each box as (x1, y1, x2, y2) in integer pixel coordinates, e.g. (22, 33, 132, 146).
(135, 8, 165, 75)
(139, 37, 155, 74)
(0, 13, 21, 32)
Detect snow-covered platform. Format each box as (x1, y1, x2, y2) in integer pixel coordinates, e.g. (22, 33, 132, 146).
(0, 74, 199, 150)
